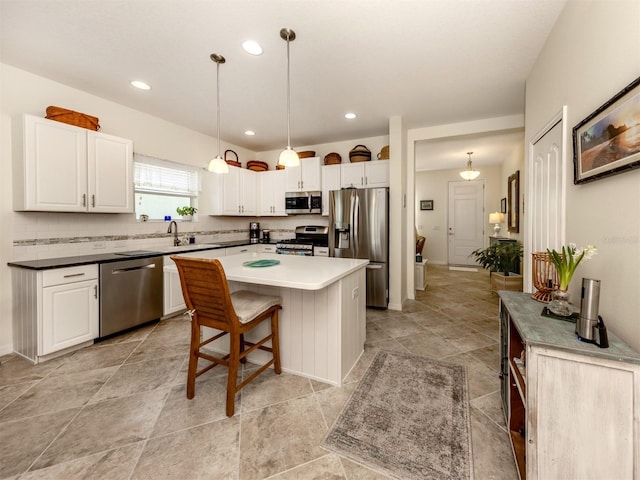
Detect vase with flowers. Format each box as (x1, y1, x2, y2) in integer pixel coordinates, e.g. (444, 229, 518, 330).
(547, 243, 597, 316)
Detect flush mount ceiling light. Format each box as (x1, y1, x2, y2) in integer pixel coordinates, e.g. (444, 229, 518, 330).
(242, 40, 263, 55)
(208, 53, 229, 174)
(460, 151, 480, 181)
(278, 28, 299, 167)
(345, 112, 357, 119)
(130, 80, 151, 90)
(244, 130, 256, 136)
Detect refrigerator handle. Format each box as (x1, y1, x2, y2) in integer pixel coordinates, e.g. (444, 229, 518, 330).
(351, 193, 359, 258)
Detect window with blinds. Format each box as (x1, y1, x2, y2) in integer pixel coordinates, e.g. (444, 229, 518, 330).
(133, 154, 201, 221)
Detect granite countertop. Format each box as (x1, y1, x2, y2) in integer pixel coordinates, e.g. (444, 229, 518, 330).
(499, 291, 640, 365)
(7, 241, 256, 270)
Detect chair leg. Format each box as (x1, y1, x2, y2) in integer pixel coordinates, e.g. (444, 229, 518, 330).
(271, 309, 282, 374)
(226, 333, 240, 417)
(239, 333, 247, 364)
(186, 318, 200, 400)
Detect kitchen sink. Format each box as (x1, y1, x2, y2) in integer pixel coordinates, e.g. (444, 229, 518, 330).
(114, 250, 163, 256)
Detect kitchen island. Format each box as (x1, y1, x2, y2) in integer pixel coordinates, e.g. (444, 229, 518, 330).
(165, 252, 369, 386)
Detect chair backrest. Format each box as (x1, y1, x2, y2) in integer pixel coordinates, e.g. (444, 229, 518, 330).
(170, 256, 239, 330)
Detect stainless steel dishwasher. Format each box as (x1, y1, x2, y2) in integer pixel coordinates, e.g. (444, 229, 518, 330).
(99, 255, 163, 337)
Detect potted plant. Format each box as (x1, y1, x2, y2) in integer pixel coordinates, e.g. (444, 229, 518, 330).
(176, 206, 197, 221)
(471, 241, 523, 292)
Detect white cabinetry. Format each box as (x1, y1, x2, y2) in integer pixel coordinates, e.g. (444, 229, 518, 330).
(258, 244, 277, 254)
(12, 264, 99, 363)
(225, 244, 257, 255)
(258, 170, 287, 216)
(284, 156, 322, 192)
(211, 166, 257, 216)
(321, 164, 341, 216)
(13, 114, 133, 213)
(340, 161, 389, 188)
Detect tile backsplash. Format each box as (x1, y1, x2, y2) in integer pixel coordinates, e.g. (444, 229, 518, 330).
(12, 212, 326, 261)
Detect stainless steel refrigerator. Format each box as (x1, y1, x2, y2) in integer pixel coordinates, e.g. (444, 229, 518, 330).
(329, 187, 389, 308)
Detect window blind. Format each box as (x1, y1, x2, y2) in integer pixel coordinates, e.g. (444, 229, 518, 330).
(133, 154, 201, 196)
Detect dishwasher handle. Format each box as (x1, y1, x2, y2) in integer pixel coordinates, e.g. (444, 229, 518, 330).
(111, 263, 157, 274)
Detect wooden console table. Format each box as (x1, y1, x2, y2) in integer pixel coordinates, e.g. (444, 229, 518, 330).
(499, 291, 640, 479)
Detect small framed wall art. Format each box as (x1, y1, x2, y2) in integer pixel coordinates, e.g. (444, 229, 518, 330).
(420, 200, 434, 211)
(573, 75, 640, 184)
(500, 197, 507, 214)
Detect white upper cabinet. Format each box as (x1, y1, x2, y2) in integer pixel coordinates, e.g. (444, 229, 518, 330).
(321, 164, 341, 216)
(87, 131, 133, 213)
(284, 156, 322, 192)
(13, 114, 133, 213)
(258, 170, 287, 216)
(340, 161, 389, 189)
(210, 166, 257, 216)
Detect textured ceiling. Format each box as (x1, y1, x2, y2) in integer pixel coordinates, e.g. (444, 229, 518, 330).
(0, 0, 565, 158)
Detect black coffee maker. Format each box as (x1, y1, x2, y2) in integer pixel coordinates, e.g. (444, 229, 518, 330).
(576, 278, 608, 348)
(249, 222, 260, 244)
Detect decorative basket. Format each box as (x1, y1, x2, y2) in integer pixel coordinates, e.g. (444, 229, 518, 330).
(531, 252, 559, 303)
(324, 152, 342, 165)
(349, 144, 371, 162)
(276, 165, 285, 170)
(298, 150, 316, 159)
(247, 160, 269, 172)
(45, 106, 100, 131)
(224, 149, 241, 167)
(377, 145, 389, 160)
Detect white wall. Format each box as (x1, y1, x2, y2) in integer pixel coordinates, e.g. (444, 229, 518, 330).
(525, 1, 640, 350)
(415, 165, 502, 264)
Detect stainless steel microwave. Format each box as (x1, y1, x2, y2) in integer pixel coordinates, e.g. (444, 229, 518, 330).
(285, 191, 322, 214)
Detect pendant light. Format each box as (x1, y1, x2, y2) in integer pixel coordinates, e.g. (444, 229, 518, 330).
(208, 53, 229, 174)
(460, 151, 480, 181)
(278, 28, 299, 167)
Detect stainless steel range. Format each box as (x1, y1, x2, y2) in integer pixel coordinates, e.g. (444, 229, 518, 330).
(276, 226, 329, 256)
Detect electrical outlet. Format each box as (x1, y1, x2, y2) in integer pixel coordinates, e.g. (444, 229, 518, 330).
(352, 287, 359, 299)
(93, 241, 106, 249)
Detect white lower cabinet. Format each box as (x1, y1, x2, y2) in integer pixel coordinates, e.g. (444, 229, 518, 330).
(12, 264, 99, 363)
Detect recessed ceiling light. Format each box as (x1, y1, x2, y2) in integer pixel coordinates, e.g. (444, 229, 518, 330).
(131, 80, 151, 90)
(242, 40, 263, 55)
(345, 112, 357, 119)
(244, 130, 256, 136)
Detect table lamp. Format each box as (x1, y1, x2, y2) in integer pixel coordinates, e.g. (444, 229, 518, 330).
(489, 212, 505, 237)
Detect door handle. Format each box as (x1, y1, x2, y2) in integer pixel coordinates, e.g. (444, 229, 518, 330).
(94, 285, 98, 299)
(63, 273, 86, 278)
(82, 194, 86, 207)
(112, 264, 156, 274)
(366, 264, 383, 270)
(92, 194, 95, 207)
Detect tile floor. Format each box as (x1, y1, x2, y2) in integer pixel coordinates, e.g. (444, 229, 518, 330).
(0, 265, 518, 479)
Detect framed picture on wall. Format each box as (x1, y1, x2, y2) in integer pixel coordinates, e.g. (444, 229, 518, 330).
(420, 200, 434, 211)
(500, 197, 507, 214)
(573, 75, 640, 184)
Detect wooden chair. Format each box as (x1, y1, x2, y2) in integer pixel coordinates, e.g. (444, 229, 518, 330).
(170, 256, 282, 417)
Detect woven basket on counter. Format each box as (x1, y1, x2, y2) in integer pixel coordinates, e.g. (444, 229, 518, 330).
(324, 152, 342, 165)
(377, 145, 389, 160)
(298, 150, 316, 159)
(224, 149, 241, 167)
(349, 144, 371, 162)
(45, 106, 100, 131)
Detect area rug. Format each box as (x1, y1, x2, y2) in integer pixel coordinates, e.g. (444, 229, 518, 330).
(449, 266, 478, 272)
(322, 350, 472, 480)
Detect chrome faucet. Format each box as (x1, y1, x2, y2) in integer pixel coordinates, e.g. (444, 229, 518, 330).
(167, 220, 180, 246)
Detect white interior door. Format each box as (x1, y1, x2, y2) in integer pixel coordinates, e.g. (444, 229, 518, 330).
(527, 108, 566, 291)
(448, 180, 485, 266)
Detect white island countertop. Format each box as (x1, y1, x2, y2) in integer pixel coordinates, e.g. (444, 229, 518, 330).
(165, 252, 369, 291)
